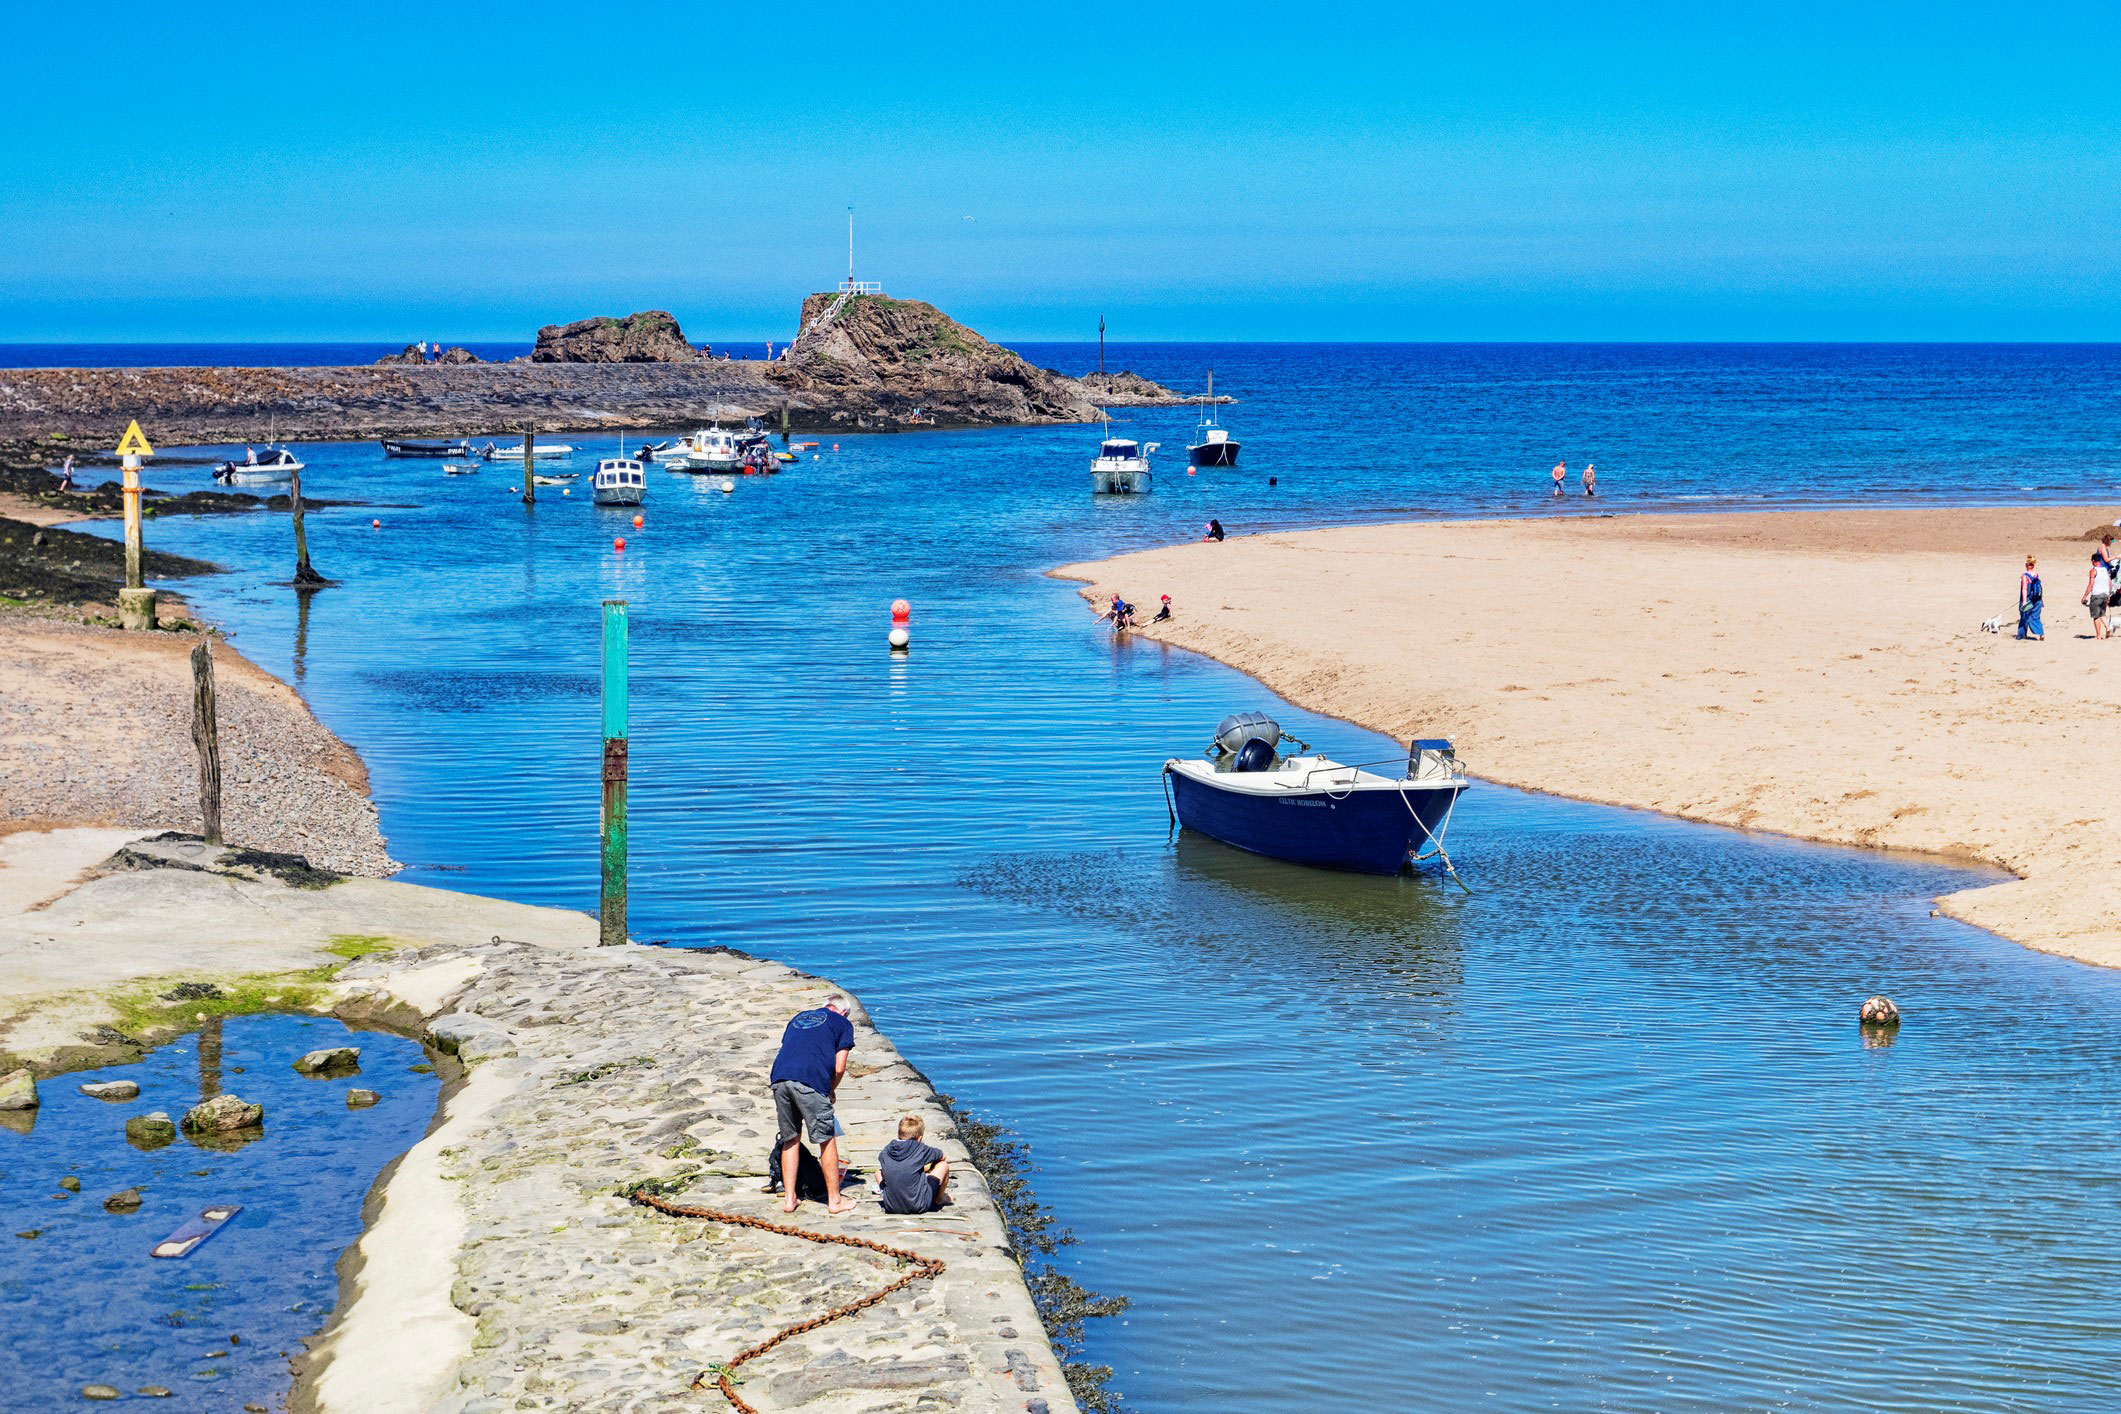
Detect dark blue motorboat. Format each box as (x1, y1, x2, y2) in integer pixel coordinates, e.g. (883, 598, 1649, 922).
(1163, 713, 1469, 878)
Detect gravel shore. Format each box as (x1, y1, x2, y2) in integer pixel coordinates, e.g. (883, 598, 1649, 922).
(0, 612, 392, 876)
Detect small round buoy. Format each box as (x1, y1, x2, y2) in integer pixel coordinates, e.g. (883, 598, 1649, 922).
(633, 515, 644, 529)
(888, 626, 910, 651)
(562, 488, 571, 496)
(812, 452, 820, 460)
(720, 479, 736, 494)
(891, 598, 911, 624)
(1268, 476, 1278, 486)
(1859, 995, 1900, 1027)
(1187, 467, 1196, 476)
(371, 518, 381, 529)
(613, 537, 626, 552)
(832, 443, 840, 452)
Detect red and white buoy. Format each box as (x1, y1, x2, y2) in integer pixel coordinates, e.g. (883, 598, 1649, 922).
(889, 598, 911, 652)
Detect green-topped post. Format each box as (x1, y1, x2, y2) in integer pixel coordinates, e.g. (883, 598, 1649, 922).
(599, 599, 629, 946)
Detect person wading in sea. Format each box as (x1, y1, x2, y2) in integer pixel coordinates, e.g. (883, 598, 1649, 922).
(1582, 462, 1597, 498)
(769, 996, 857, 1215)
(1551, 461, 1567, 497)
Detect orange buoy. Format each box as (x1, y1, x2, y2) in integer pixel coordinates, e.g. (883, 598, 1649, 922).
(371, 518, 381, 528)
(1187, 468, 1196, 476)
(633, 515, 644, 528)
(891, 598, 911, 624)
(832, 443, 840, 452)
(614, 537, 626, 551)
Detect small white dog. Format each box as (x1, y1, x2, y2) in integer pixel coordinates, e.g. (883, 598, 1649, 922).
(1981, 614, 2007, 633)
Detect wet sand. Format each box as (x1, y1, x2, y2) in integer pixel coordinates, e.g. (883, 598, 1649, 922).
(1062, 504, 2121, 968)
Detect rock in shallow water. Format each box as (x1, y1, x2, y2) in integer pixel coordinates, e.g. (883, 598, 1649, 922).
(292, 1046, 360, 1076)
(0, 1068, 38, 1110)
(345, 1089, 379, 1108)
(180, 1094, 263, 1134)
(126, 1111, 178, 1147)
(58, 1175, 80, 1192)
(80, 1080, 140, 1100)
(104, 1188, 143, 1213)
(81, 1386, 121, 1401)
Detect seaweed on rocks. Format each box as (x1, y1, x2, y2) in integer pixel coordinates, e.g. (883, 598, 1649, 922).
(937, 1093, 1130, 1413)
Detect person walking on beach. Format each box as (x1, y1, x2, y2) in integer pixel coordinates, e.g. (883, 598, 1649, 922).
(769, 996, 857, 1215)
(877, 1115, 951, 1214)
(1582, 462, 1597, 498)
(2019, 556, 2044, 640)
(1551, 461, 1566, 497)
(2086, 540, 2114, 640)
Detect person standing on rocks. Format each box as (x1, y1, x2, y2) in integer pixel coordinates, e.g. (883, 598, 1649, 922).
(769, 996, 857, 1215)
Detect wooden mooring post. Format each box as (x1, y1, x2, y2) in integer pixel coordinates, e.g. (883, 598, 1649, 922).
(522, 427, 536, 505)
(599, 600, 629, 946)
(290, 461, 324, 584)
(190, 640, 223, 846)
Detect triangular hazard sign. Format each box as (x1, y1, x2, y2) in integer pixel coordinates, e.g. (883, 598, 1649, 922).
(115, 420, 154, 457)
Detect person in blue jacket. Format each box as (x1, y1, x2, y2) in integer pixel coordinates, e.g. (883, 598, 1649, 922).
(769, 996, 857, 1215)
(2018, 556, 2044, 641)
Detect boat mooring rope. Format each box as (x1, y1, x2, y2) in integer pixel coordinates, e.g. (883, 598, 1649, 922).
(628, 1188, 947, 1411)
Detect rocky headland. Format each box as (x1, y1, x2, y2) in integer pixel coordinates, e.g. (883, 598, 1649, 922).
(0, 292, 1187, 446)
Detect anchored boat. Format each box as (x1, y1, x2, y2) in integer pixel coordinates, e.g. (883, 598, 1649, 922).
(1185, 370, 1240, 468)
(483, 442, 575, 461)
(1163, 713, 1468, 879)
(1090, 432, 1155, 495)
(592, 443, 647, 506)
(211, 446, 303, 484)
(380, 438, 470, 458)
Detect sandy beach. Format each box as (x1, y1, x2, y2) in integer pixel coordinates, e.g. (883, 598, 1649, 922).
(1064, 504, 2121, 968)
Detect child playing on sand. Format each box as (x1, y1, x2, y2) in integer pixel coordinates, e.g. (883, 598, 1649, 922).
(2019, 556, 2044, 640)
(877, 1115, 950, 1215)
(1152, 595, 1173, 623)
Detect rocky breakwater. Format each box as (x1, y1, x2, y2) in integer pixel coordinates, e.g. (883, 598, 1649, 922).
(0, 294, 1185, 444)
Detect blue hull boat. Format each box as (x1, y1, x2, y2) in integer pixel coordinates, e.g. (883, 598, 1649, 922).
(1163, 714, 1468, 877)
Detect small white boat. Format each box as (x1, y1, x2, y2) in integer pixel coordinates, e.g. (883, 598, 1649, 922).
(483, 442, 575, 461)
(530, 472, 578, 486)
(213, 446, 303, 484)
(593, 456, 646, 506)
(442, 463, 478, 475)
(1090, 432, 1156, 495)
(656, 426, 743, 473)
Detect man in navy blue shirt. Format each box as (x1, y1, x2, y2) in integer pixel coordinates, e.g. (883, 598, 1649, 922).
(769, 996, 857, 1215)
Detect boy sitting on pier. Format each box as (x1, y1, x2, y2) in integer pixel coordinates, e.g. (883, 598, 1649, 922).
(877, 1115, 951, 1214)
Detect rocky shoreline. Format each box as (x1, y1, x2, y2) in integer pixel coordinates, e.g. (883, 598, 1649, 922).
(1, 833, 1083, 1414)
(0, 292, 1190, 446)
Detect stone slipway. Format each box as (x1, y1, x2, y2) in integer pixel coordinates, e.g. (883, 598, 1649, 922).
(2, 834, 1076, 1414)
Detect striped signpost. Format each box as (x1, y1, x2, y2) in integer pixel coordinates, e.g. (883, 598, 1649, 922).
(600, 600, 629, 946)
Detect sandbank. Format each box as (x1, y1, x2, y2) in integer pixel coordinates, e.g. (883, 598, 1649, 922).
(1062, 504, 2121, 968)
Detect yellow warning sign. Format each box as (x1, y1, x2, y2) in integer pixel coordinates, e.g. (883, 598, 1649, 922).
(115, 420, 155, 458)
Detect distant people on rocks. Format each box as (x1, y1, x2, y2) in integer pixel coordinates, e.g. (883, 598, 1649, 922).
(877, 1115, 951, 1214)
(768, 995, 857, 1215)
(1582, 462, 1597, 497)
(2086, 535, 2114, 639)
(56, 455, 74, 491)
(1152, 595, 1173, 624)
(2019, 555, 2044, 641)
(1205, 518, 1226, 542)
(1551, 461, 1567, 497)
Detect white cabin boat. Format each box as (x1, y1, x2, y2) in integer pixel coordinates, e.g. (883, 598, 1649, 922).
(483, 442, 574, 461)
(593, 457, 646, 506)
(1090, 436, 1155, 495)
(656, 426, 743, 473)
(212, 446, 303, 484)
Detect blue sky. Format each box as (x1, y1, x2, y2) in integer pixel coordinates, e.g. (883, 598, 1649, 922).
(4, 2, 2117, 342)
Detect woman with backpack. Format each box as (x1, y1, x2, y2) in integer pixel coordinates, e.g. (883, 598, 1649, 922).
(2019, 556, 2044, 641)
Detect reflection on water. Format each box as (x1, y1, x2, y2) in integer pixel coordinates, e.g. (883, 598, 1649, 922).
(107, 363, 2121, 1411)
(0, 1016, 437, 1411)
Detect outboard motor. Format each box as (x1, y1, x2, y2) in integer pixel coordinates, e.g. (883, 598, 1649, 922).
(1215, 711, 1282, 756)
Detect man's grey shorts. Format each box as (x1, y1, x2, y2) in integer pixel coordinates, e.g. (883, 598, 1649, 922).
(772, 1080, 836, 1145)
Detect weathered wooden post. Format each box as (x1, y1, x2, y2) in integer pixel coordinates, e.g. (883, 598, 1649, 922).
(290, 461, 325, 584)
(599, 599, 629, 946)
(521, 426, 536, 505)
(190, 640, 223, 846)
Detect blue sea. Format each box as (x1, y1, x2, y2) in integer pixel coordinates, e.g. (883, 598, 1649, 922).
(42, 343, 2121, 1410)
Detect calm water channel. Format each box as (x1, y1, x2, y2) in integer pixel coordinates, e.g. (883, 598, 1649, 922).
(0, 1017, 436, 1411)
(95, 344, 2121, 1409)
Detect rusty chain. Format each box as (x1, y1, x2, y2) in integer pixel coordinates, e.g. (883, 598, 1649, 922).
(629, 1188, 947, 1412)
